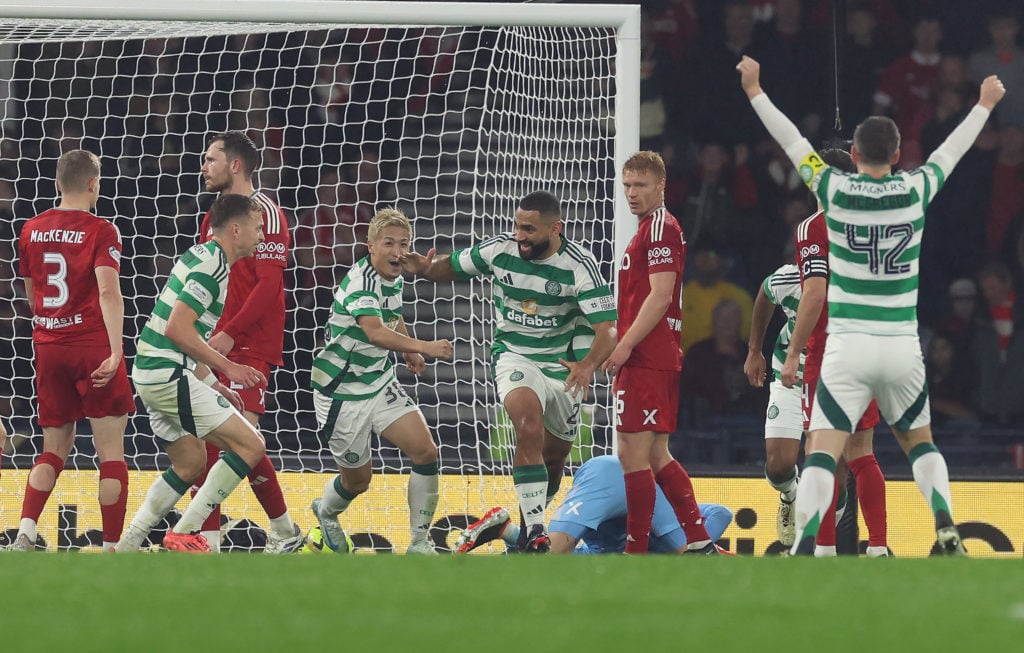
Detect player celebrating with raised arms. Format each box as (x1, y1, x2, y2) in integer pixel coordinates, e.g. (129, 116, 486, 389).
(11, 150, 135, 552)
(117, 194, 269, 553)
(403, 191, 617, 553)
(310, 209, 452, 555)
(738, 54, 1005, 555)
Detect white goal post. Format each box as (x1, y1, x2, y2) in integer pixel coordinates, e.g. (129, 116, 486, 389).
(0, 0, 639, 552)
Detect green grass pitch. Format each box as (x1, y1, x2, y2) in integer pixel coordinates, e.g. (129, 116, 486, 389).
(1, 554, 1021, 651)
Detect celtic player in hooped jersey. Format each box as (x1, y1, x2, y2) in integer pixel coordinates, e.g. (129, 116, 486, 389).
(118, 194, 270, 553)
(746, 264, 817, 548)
(739, 55, 1005, 556)
(402, 190, 617, 553)
(310, 209, 453, 555)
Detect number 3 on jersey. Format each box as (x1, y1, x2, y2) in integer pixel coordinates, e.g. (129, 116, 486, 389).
(42, 251, 69, 308)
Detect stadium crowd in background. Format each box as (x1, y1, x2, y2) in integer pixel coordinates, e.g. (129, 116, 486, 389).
(0, 0, 1020, 474)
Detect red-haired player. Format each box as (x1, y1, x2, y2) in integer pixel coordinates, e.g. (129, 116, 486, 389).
(601, 151, 725, 555)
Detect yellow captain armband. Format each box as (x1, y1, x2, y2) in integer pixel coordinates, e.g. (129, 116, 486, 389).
(797, 151, 827, 188)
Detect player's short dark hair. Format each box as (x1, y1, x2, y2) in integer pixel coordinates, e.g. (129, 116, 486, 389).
(820, 148, 856, 173)
(56, 149, 100, 194)
(853, 117, 900, 167)
(208, 130, 260, 177)
(209, 193, 260, 230)
(518, 190, 562, 222)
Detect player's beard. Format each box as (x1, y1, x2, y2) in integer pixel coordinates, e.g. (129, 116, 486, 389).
(518, 237, 550, 261)
(205, 175, 230, 194)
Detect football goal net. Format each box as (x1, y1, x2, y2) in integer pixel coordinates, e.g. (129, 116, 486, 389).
(0, 0, 639, 552)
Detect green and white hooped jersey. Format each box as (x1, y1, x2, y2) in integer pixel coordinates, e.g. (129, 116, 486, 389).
(762, 264, 803, 386)
(133, 241, 229, 384)
(312, 257, 403, 401)
(801, 153, 945, 336)
(451, 234, 616, 381)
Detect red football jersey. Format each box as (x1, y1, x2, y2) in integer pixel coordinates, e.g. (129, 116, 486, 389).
(794, 210, 829, 359)
(617, 207, 685, 371)
(200, 191, 289, 366)
(18, 208, 122, 347)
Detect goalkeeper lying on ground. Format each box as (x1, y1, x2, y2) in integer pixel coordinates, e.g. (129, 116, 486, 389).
(455, 455, 733, 554)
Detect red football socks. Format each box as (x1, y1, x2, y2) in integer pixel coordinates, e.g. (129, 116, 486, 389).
(21, 451, 65, 521)
(99, 460, 129, 543)
(850, 454, 888, 547)
(248, 454, 288, 520)
(655, 460, 711, 544)
(623, 469, 656, 554)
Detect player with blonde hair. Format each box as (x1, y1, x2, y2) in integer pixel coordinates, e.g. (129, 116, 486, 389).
(310, 208, 453, 555)
(12, 150, 135, 552)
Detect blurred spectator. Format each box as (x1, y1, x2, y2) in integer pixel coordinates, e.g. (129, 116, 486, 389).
(293, 168, 372, 308)
(971, 261, 1024, 426)
(687, 0, 762, 145)
(758, 139, 803, 198)
(967, 5, 1024, 127)
(925, 331, 980, 429)
(977, 261, 1017, 363)
(873, 13, 944, 169)
(638, 44, 669, 152)
(984, 122, 1024, 259)
(919, 56, 973, 156)
(778, 194, 813, 263)
(642, 0, 699, 68)
(750, 0, 826, 139)
(681, 249, 753, 353)
(840, 1, 896, 130)
(680, 298, 765, 426)
(677, 141, 759, 267)
(934, 278, 984, 347)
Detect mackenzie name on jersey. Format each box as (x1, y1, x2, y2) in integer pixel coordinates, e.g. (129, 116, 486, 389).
(29, 229, 85, 244)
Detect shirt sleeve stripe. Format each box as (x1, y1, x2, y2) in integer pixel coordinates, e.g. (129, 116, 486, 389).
(253, 192, 283, 234)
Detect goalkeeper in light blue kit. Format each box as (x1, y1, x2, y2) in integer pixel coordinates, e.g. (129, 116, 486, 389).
(456, 455, 734, 554)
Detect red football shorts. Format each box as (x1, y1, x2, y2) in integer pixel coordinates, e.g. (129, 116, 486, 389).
(34, 342, 136, 427)
(215, 354, 271, 415)
(613, 366, 680, 434)
(801, 359, 880, 432)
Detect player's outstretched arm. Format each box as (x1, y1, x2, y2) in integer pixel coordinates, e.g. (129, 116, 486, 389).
(92, 265, 125, 388)
(400, 248, 458, 282)
(736, 55, 763, 100)
(357, 314, 453, 359)
(782, 275, 824, 389)
(736, 56, 815, 174)
(396, 317, 428, 374)
(744, 284, 773, 388)
(927, 75, 1005, 177)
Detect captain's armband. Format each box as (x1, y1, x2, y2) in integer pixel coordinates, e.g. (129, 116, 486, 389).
(797, 151, 827, 188)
